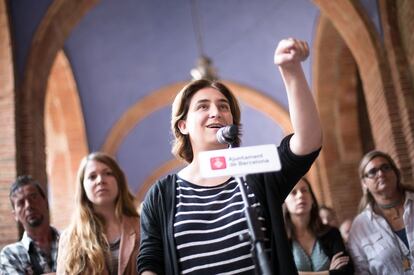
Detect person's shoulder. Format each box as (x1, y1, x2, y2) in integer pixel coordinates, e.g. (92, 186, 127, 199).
(319, 226, 341, 240)
(57, 228, 71, 247)
(352, 210, 370, 225)
(158, 173, 177, 185)
(0, 241, 28, 275)
(326, 226, 341, 235)
(347, 211, 371, 240)
(143, 173, 177, 204)
(0, 240, 26, 261)
(124, 215, 140, 227)
(1, 241, 23, 253)
(149, 174, 177, 193)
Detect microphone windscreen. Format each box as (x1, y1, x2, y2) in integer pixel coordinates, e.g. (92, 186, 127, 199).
(216, 125, 238, 145)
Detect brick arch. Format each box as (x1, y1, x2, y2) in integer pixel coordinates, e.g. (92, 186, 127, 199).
(378, 0, 414, 183)
(312, 15, 364, 221)
(0, 0, 18, 248)
(16, 0, 99, 192)
(312, 0, 414, 220)
(312, 0, 409, 181)
(45, 50, 88, 230)
(101, 81, 293, 201)
(395, 0, 414, 81)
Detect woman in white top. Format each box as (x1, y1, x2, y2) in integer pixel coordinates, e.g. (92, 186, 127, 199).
(348, 150, 414, 274)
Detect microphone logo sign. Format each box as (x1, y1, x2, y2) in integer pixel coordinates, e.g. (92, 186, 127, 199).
(210, 156, 226, 170)
(199, 144, 281, 178)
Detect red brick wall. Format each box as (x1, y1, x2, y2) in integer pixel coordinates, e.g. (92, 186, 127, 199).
(45, 51, 88, 231)
(312, 15, 363, 221)
(0, 0, 99, 249)
(0, 0, 18, 249)
(397, 0, 414, 87)
(313, 0, 414, 223)
(380, 0, 414, 184)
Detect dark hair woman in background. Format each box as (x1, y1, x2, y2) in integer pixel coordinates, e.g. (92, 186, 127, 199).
(284, 178, 354, 275)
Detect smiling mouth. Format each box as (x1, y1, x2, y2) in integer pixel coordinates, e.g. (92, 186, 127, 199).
(206, 123, 225, 129)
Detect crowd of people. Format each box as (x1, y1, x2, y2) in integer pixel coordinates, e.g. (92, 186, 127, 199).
(1, 37, 413, 274)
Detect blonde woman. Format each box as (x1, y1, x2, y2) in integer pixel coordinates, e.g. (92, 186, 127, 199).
(348, 150, 414, 274)
(56, 152, 140, 274)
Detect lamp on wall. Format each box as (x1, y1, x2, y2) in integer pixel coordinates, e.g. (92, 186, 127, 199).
(189, 0, 219, 81)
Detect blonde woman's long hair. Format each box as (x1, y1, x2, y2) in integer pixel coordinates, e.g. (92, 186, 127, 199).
(63, 152, 138, 274)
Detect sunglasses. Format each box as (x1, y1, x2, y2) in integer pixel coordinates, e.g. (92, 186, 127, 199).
(364, 163, 392, 179)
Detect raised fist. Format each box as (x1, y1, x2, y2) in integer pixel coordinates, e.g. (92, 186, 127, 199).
(274, 38, 309, 67)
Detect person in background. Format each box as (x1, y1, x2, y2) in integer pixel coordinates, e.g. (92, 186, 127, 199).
(137, 37, 322, 274)
(56, 152, 140, 275)
(284, 178, 354, 275)
(339, 219, 353, 244)
(348, 150, 414, 274)
(319, 205, 339, 228)
(0, 175, 59, 274)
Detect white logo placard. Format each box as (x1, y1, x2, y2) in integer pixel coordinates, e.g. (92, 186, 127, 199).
(199, 144, 281, 178)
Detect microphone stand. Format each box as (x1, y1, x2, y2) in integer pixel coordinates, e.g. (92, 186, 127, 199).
(229, 143, 272, 275)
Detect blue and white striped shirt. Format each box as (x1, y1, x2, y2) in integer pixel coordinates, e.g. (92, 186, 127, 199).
(174, 177, 270, 275)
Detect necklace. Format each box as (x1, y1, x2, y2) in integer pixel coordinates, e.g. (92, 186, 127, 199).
(377, 198, 401, 209)
(375, 203, 403, 222)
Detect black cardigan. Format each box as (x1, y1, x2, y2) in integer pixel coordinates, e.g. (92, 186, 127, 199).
(137, 135, 321, 275)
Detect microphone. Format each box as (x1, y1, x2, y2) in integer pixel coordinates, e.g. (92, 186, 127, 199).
(216, 125, 238, 146)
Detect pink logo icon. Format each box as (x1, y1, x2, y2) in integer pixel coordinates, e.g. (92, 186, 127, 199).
(210, 156, 226, 170)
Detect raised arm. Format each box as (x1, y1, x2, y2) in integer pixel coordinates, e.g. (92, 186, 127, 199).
(274, 38, 322, 155)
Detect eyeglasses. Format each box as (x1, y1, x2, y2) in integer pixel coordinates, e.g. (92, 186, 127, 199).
(364, 163, 393, 179)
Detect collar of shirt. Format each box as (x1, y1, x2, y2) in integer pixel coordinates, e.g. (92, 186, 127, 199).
(20, 227, 60, 252)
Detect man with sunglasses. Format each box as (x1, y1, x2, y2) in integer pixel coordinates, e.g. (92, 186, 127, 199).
(348, 150, 414, 274)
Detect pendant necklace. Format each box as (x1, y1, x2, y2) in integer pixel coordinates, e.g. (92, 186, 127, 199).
(377, 197, 402, 220)
(378, 200, 411, 272)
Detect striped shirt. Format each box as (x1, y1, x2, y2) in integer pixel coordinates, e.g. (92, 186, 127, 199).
(174, 177, 270, 275)
(109, 237, 121, 275)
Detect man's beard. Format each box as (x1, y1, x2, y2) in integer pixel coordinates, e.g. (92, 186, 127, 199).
(27, 215, 43, 227)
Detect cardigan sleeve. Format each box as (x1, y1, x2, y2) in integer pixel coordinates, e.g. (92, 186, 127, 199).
(137, 182, 165, 275)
